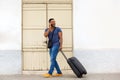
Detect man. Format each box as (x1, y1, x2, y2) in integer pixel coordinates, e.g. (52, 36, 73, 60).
(43, 18, 63, 78)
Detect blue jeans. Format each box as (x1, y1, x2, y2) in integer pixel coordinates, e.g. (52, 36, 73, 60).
(48, 45, 62, 75)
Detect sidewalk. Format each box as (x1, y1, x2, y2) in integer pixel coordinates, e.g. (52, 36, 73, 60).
(0, 70, 120, 80)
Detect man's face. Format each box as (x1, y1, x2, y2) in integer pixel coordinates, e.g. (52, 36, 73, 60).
(50, 20, 56, 27)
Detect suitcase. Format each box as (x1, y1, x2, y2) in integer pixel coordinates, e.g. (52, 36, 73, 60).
(60, 50, 87, 78)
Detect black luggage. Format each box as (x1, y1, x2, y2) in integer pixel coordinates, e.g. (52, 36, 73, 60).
(60, 50, 87, 78)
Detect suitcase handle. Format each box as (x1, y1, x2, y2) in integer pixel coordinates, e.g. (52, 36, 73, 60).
(60, 50, 68, 61)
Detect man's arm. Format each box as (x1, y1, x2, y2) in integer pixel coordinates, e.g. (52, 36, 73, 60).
(44, 29, 50, 37)
(58, 32, 63, 50)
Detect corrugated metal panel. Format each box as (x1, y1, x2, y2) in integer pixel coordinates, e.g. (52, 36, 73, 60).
(23, 30, 46, 50)
(23, 52, 48, 70)
(48, 4, 72, 28)
(23, 4, 48, 71)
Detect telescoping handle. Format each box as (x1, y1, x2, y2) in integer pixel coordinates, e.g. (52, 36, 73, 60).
(60, 50, 68, 61)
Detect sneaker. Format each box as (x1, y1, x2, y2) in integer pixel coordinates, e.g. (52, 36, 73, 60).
(43, 73, 52, 78)
(53, 73, 63, 77)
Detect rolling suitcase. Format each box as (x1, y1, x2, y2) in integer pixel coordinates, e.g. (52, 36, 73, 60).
(60, 50, 87, 78)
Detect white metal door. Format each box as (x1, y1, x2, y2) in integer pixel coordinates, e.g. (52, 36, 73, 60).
(22, 3, 73, 71)
(23, 4, 48, 70)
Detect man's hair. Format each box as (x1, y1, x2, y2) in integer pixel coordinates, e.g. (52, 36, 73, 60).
(49, 18, 54, 23)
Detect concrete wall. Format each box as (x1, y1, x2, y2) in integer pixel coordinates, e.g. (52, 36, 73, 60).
(73, 0, 120, 73)
(0, 0, 21, 74)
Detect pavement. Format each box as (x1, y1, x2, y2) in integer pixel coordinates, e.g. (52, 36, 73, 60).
(0, 70, 120, 80)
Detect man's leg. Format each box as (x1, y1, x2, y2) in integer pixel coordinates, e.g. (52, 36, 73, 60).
(43, 48, 53, 78)
(55, 60, 62, 74)
(48, 45, 59, 74)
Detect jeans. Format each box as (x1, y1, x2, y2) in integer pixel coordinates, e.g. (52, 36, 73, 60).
(48, 45, 62, 75)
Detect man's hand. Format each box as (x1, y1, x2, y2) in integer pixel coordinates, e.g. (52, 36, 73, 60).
(59, 46, 62, 51)
(44, 27, 51, 37)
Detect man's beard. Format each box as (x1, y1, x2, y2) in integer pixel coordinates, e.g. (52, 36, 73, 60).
(51, 24, 55, 27)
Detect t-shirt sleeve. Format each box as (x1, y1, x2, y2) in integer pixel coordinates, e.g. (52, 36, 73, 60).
(57, 27, 62, 32)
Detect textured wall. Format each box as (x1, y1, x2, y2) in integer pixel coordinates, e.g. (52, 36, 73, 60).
(74, 0, 120, 73)
(0, 0, 21, 74)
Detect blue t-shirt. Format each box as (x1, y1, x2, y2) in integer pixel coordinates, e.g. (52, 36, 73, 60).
(45, 27, 62, 46)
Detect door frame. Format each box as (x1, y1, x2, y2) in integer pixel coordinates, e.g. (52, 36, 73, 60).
(21, 0, 73, 74)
